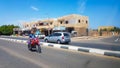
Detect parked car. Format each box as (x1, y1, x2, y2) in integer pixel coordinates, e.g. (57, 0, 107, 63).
(71, 31, 77, 37)
(35, 34, 45, 39)
(35, 30, 45, 39)
(44, 32, 71, 44)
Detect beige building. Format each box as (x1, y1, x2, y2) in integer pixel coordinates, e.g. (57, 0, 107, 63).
(22, 14, 89, 36)
(98, 26, 114, 32)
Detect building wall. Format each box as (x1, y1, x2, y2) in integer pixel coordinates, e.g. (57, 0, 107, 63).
(88, 30, 99, 37)
(98, 26, 114, 32)
(88, 30, 119, 37)
(74, 27, 88, 36)
(22, 14, 89, 36)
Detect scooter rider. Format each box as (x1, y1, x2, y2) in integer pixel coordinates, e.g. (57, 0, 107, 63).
(29, 30, 36, 39)
(27, 27, 41, 53)
(28, 27, 37, 45)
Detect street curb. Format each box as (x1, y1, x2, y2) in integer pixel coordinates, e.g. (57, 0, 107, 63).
(78, 48, 89, 52)
(0, 38, 120, 58)
(104, 52, 120, 58)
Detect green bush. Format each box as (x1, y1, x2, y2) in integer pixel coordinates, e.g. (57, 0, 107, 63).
(0, 25, 19, 35)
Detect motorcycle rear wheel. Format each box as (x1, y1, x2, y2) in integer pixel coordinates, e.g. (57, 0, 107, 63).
(28, 44, 32, 51)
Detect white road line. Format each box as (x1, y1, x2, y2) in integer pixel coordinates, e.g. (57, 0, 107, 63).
(115, 36, 120, 42)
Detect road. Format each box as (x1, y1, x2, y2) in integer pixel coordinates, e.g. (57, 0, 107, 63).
(0, 39, 120, 68)
(1, 36, 120, 51)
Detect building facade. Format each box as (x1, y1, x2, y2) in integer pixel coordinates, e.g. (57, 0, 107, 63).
(98, 26, 114, 32)
(22, 14, 89, 36)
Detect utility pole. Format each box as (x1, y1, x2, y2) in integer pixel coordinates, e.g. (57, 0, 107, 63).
(48, 23, 50, 36)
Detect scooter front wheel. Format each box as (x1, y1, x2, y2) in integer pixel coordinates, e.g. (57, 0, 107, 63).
(36, 45, 41, 53)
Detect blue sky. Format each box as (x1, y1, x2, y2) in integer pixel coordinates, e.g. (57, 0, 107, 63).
(0, 0, 120, 29)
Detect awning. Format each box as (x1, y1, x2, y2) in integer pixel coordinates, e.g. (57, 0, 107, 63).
(53, 26, 66, 30)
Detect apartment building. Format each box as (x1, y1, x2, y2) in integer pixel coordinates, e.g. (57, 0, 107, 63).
(22, 14, 89, 36)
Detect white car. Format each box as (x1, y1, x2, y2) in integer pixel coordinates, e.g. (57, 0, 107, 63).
(44, 32, 71, 44)
(35, 34, 45, 39)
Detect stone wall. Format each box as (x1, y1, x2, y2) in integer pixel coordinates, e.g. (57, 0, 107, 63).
(101, 31, 119, 36)
(89, 30, 119, 37)
(89, 31, 99, 37)
(74, 27, 88, 36)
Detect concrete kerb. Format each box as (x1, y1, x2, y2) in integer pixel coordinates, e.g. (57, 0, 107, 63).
(0, 37, 120, 58)
(104, 51, 120, 57)
(89, 49, 105, 55)
(40, 42, 120, 58)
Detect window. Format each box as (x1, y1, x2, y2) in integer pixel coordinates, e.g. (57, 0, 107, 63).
(65, 21, 68, 24)
(53, 33, 57, 36)
(49, 34, 53, 36)
(44, 22, 48, 25)
(60, 21, 62, 24)
(39, 23, 41, 26)
(78, 19, 80, 23)
(39, 23, 43, 26)
(26, 25, 28, 27)
(50, 22, 52, 25)
(86, 20, 88, 24)
(57, 33, 62, 36)
(64, 33, 70, 36)
(53, 33, 61, 36)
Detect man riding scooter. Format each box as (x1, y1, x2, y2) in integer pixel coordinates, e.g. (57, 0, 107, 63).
(27, 28, 41, 53)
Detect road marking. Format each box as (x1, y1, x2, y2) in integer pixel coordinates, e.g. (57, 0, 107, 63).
(115, 36, 120, 42)
(0, 46, 49, 68)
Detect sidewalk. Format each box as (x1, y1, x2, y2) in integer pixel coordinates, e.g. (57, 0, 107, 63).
(71, 36, 109, 40)
(10, 35, 29, 38)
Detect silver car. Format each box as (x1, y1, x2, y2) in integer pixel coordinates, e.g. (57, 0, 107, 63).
(44, 32, 71, 44)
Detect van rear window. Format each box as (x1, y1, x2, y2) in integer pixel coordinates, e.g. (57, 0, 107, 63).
(64, 33, 69, 36)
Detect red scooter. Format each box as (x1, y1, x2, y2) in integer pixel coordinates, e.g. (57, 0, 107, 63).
(28, 38, 41, 53)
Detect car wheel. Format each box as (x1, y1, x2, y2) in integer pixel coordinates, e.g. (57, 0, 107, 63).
(57, 40, 61, 44)
(45, 39, 48, 43)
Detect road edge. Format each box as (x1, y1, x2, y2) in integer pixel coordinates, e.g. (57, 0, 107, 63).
(0, 38, 120, 58)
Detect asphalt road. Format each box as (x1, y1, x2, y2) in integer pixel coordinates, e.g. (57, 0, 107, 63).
(1, 36, 120, 51)
(0, 39, 120, 68)
(101, 36, 120, 44)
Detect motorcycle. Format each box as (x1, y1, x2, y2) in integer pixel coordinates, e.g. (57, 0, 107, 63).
(27, 38, 41, 53)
